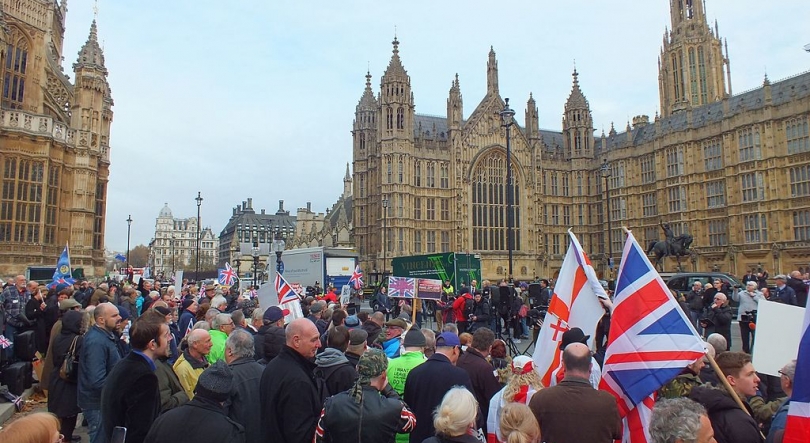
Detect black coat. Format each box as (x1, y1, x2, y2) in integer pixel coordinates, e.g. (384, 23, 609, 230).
(100, 352, 161, 443)
(24, 296, 48, 354)
(47, 310, 84, 418)
(145, 396, 244, 443)
(786, 277, 808, 307)
(226, 357, 264, 443)
(470, 300, 490, 331)
(456, 348, 501, 430)
(259, 345, 322, 443)
(689, 386, 764, 443)
(403, 353, 474, 443)
(704, 305, 733, 349)
(362, 320, 382, 346)
(262, 324, 286, 362)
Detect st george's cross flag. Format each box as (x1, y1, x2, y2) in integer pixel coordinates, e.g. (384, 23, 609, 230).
(218, 262, 237, 286)
(532, 230, 607, 387)
(784, 293, 810, 442)
(349, 265, 364, 290)
(275, 272, 300, 305)
(599, 229, 706, 443)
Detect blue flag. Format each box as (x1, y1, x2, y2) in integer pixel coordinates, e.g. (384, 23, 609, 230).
(49, 245, 76, 288)
(115, 253, 127, 262)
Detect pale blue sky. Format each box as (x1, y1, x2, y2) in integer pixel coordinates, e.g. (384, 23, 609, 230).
(59, 1, 810, 251)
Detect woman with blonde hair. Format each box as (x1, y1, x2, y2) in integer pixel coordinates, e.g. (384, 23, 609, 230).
(499, 403, 540, 443)
(423, 387, 480, 443)
(486, 356, 544, 443)
(0, 412, 62, 443)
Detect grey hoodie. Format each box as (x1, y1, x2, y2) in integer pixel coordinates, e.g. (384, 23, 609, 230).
(315, 348, 349, 368)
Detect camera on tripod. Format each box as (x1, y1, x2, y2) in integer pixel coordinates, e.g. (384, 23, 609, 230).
(527, 306, 547, 328)
(740, 309, 757, 324)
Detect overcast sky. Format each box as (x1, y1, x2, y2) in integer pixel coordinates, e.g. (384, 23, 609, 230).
(60, 0, 810, 252)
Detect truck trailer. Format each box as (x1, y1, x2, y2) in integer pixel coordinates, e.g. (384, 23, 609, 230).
(274, 247, 358, 290)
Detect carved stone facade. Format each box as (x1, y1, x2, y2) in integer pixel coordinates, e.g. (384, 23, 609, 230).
(290, 164, 353, 249)
(352, 1, 810, 281)
(0, 1, 113, 278)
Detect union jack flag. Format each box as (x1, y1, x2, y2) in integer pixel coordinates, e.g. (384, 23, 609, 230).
(0, 335, 12, 349)
(349, 265, 364, 290)
(784, 286, 810, 442)
(599, 229, 705, 443)
(388, 277, 415, 298)
(218, 262, 237, 286)
(275, 272, 299, 305)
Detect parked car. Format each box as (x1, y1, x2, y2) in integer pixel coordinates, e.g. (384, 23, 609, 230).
(665, 272, 743, 300)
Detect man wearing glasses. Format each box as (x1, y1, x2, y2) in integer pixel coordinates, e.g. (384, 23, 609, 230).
(207, 313, 235, 364)
(766, 360, 796, 443)
(701, 293, 732, 351)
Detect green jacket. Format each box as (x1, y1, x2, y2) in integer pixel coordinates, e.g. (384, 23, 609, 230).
(658, 371, 702, 399)
(386, 351, 426, 395)
(207, 330, 228, 364)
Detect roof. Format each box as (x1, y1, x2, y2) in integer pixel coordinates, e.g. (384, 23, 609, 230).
(414, 114, 450, 139)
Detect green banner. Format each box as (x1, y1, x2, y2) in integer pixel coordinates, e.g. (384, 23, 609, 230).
(391, 253, 481, 290)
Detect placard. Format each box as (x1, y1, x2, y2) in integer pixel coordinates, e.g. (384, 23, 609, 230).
(417, 278, 443, 300)
(751, 301, 805, 376)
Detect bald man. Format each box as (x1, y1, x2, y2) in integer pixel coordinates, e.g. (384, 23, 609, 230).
(260, 318, 322, 443)
(703, 292, 733, 351)
(529, 343, 621, 443)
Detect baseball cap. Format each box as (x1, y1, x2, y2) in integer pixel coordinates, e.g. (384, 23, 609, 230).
(435, 332, 461, 348)
(263, 306, 290, 323)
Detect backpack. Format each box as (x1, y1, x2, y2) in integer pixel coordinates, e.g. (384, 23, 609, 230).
(463, 296, 475, 320)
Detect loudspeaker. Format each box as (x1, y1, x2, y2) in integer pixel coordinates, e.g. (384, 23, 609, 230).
(14, 330, 36, 361)
(0, 361, 32, 396)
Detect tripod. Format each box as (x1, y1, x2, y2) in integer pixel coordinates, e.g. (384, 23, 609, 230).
(519, 318, 543, 356)
(496, 330, 520, 357)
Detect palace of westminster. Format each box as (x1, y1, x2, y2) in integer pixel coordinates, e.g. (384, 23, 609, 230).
(350, 0, 810, 281)
(1, 0, 809, 281)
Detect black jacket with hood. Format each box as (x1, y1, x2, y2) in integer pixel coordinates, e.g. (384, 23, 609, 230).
(689, 385, 763, 443)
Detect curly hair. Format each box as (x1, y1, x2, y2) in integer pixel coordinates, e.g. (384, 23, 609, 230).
(503, 368, 544, 403)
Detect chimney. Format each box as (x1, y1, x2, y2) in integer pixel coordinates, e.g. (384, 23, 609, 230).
(242, 201, 246, 210)
(247, 198, 253, 209)
(261, 209, 265, 215)
(279, 200, 284, 211)
(232, 207, 236, 216)
(307, 201, 311, 211)
(237, 204, 242, 213)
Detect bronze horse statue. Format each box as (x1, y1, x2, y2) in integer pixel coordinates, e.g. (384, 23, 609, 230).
(647, 234, 694, 271)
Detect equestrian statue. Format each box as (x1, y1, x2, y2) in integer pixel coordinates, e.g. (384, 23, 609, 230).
(646, 221, 693, 271)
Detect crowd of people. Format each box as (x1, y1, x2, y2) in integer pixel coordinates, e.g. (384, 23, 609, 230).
(0, 268, 805, 443)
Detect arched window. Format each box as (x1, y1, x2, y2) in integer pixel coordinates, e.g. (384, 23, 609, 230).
(398, 158, 404, 183)
(414, 161, 421, 186)
(471, 150, 521, 251)
(396, 107, 404, 129)
(386, 107, 393, 130)
(358, 133, 366, 150)
(2, 31, 29, 109)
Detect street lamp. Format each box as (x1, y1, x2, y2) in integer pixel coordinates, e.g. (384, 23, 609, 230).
(170, 235, 176, 276)
(195, 191, 203, 283)
(499, 98, 516, 282)
(272, 231, 286, 279)
(126, 215, 132, 269)
(251, 240, 260, 289)
(601, 159, 613, 277)
(382, 196, 389, 277)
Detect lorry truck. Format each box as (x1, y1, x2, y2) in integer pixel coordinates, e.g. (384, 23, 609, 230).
(274, 247, 358, 291)
(390, 252, 482, 291)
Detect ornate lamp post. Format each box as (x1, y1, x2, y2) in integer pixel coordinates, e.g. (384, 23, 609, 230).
(251, 240, 261, 289)
(195, 191, 203, 283)
(272, 231, 286, 278)
(170, 235, 176, 276)
(126, 215, 132, 269)
(382, 196, 389, 278)
(499, 98, 516, 282)
(601, 159, 613, 277)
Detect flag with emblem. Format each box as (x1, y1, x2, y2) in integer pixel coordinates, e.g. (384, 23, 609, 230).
(784, 287, 810, 443)
(349, 265, 364, 290)
(275, 272, 299, 305)
(388, 277, 416, 298)
(48, 244, 76, 289)
(599, 229, 706, 443)
(532, 229, 607, 387)
(218, 262, 237, 286)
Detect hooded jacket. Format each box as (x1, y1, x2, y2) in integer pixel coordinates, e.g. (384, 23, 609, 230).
(314, 347, 358, 399)
(689, 385, 764, 443)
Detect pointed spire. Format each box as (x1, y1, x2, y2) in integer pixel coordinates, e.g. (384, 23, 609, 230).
(357, 71, 377, 110)
(382, 35, 407, 81)
(565, 68, 589, 110)
(763, 72, 770, 86)
(527, 92, 535, 106)
(74, 20, 107, 73)
(487, 46, 499, 95)
(344, 163, 351, 181)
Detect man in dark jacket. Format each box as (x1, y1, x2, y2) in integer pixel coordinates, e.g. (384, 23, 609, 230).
(314, 349, 416, 443)
(786, 271, 808, 308)
(404, 332, 474, 443)
(259, 318, 322, 443)
(224, 329, 264, 443)
(177, 298, 198, 339)
(685, 280, 705, 330)
(315, 326, 358, 399)
(702, 293, 733, 350)
(257, 306, 287, 363)
(362, 311, 384, 346)
(689, 351, 764, 443)
(101, 313, 169, 443)
(469, 292, 490, 332)
(529, 343, 621, 443)
(773, 275, 798, 306)
(145, 361, 245, 443)
(456, 327, 501, 432)
(345, 329, 368, 368)
(78, 303, 122, 443)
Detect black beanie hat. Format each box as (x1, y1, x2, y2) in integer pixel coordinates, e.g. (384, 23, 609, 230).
(194, 361, 233, 402)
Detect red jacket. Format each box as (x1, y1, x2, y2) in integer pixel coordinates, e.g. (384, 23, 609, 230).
(452, 293, 473, 323)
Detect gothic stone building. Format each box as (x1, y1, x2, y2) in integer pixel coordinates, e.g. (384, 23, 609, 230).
(0, 1, 112, 278)
(352, 0, 810, 281)
(290, 164, 353, 250)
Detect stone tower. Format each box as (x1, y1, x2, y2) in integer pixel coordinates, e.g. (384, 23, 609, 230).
(658, 0, 730, 116)
(562, 69, 594, 160)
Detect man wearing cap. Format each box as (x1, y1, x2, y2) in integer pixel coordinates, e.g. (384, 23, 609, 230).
(308, 302, 328, 335)
(173, 329, 212, 399)
(456, 327, 501, 429)
(145, 361, 245, 443)
(529, 343, 622, 443)
(388, 329, 427, 395)
(256, 306, 288, 363)
(379, 317, 408, 358)
(178, 298, 198, 339)
(772, 275, 798, 305)
(260, 318, 322, 443)
(404, 332, 475, 443)
(549, 327, 602, 389)
(314, 349, 416, 443)
(345, 329, 368, 368)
